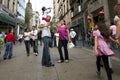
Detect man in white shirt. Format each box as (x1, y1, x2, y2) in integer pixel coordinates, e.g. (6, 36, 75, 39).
(39, 15, 54, 67)
(70, 28, 77, 46)
(31, 26, 38, 56)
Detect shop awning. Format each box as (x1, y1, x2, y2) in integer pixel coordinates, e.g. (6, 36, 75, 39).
(0, 13, 16, 26)
(70, 21, 84, 28)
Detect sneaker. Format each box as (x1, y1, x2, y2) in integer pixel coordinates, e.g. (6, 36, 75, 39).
(65, 60, 69, 63)
(35, 53, 38, 56)
(46, 64, 55, 67)
(3, 57, 7, 60)
(57, 60, 63, 63)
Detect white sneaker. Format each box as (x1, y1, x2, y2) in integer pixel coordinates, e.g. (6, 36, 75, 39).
(65, 60, 69, 63)
(35, 53, 38, 56)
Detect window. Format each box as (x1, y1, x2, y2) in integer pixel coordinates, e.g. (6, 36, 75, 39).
(0, 0, 2, 3)
(7, 0, 10, 8)
(78, 0, 83, 5)
(13, 2, 15, 12)
(67, 0, 69, 11)
(64, 5, 65, 14)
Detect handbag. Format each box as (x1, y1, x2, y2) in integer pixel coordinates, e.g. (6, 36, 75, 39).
(68, 42, 75, 48)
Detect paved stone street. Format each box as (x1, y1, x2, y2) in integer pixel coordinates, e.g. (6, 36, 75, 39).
(0, 43, 120, 80)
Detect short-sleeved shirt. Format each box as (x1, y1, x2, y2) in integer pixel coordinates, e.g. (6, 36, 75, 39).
(58, 25, 68, 40)
(24, 32, 31, 41)
(41, 21, 51, 37)
(93, 29, 114, 56)
(110, 25, 116, 35)
(31, 30, 38, 40)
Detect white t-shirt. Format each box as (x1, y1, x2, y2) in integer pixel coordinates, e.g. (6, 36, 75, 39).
(24, 32, 31, 41)
(70, 31, 76, 38)
(31, 30, 38, 40)
(110, 25, 116, 35)
(42, 9, 51, 18)
(114, 15, 120, 23)
(41, 21, 51, 37)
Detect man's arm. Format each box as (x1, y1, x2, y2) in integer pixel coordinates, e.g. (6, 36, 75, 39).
(39, 22, 50, 28)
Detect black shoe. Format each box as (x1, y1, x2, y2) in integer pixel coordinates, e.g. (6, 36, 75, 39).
(46, 64, 55, 67)
(110, 68, 114, 74)
(27, 54, 30, 56)
(3, 58, 7, 60)
(8, 56, 12, 59)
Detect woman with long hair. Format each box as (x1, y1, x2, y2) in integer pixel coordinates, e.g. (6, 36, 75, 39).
(93, 22, 114, 80)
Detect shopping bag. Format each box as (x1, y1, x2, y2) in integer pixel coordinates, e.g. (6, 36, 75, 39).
(68, 42, 75, 48)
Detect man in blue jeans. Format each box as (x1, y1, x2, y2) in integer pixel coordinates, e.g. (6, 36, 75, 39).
(39, 15, 54, 67)
(4, 29, 15, 60)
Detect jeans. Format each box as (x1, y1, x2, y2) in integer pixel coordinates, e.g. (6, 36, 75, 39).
(42, 36, 52, 66)
(24, 40, 30, 55)
(33, 39, 38, 53)
(111, 35, 116, 49)
(96, 55, 112, 80)
(4, 42, 13, 58)
(58, 40, 69, 61)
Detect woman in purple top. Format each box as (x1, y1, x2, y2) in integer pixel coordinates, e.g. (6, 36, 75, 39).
(57, 20, 71, 63)
(93, 22, 114, 80)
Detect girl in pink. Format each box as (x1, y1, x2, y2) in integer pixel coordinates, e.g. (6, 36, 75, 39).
(93, 22, 114, 80)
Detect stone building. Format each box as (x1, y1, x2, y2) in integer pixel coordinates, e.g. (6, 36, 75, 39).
(32, 11, 40, 29)
(69, 0, 119, 40)
(0, 0, 17, 32)
(53, 0, 71, 26)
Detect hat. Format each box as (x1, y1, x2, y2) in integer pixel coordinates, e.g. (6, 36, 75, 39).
(70, 28, 74, 30)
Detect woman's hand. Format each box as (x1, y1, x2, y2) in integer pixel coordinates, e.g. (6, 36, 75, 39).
(94, 49, 99, 56)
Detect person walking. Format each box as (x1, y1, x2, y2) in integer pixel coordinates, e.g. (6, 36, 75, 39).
(4, 29, 15, 60)
(0, 32, 4, 54)
(110, 22, 116, 49)
(39, 15, 54, 67)
(93, 22, 114, 80)
(18, 33, 23, 44)
(70, 28, 77, 47)
(23, 28, 31, 56)
(57, 20, 71, 63)
(30, 26, 38, 56)
(114, 4, 120, 56)
(37, 30, 42, 46)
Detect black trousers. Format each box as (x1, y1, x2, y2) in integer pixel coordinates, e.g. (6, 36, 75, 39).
(71, 38, 76, 46)
(24, 40, 30, 54)
(58, 40, 69, 61)
(96, 55, 112, 80)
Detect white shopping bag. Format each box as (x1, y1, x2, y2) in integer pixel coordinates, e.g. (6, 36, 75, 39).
(68, 42, 75, 48)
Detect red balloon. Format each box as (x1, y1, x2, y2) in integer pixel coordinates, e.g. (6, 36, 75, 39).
(99, 11, 104, 15)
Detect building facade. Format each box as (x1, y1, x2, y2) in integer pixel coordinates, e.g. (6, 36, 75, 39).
(16, 0, 25, 36)
(53, 0, 71, 26)
(0, 0, 17, 33)
(32, 11, 40, 29)
(69, 0, 119, 40)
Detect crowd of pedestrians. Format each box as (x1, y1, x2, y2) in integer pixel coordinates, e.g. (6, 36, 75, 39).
(0, 4, 120, 80)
